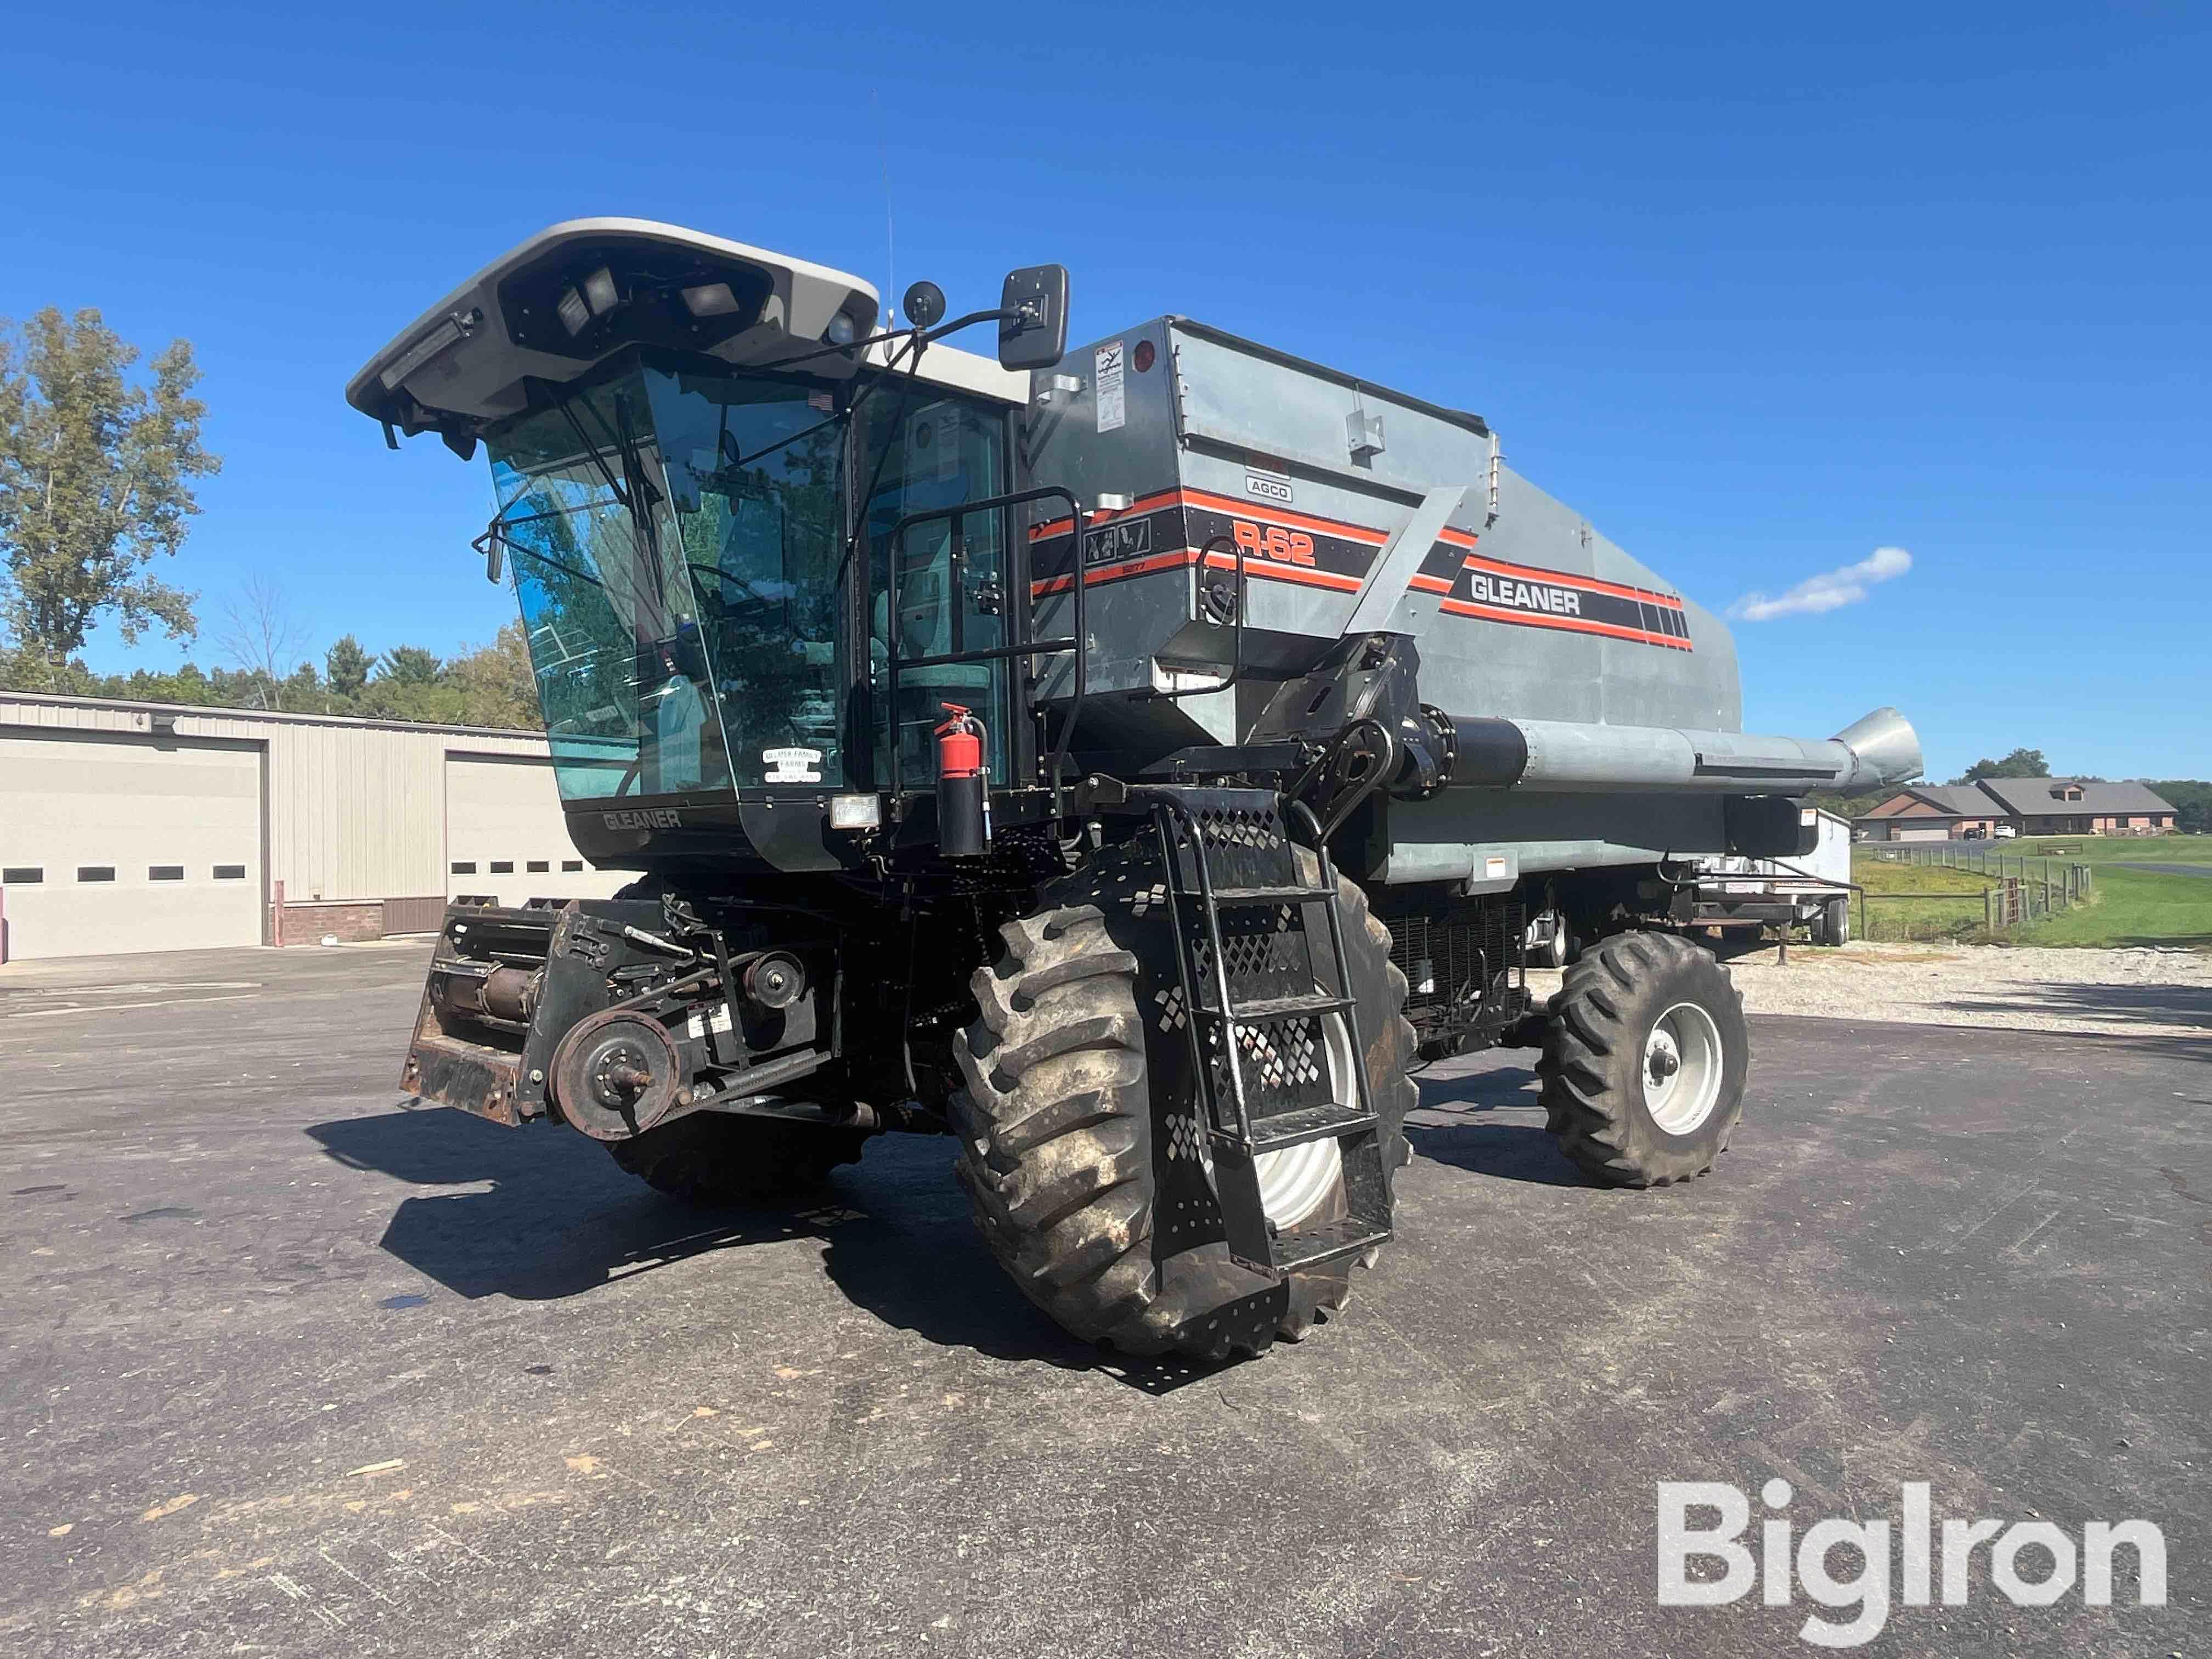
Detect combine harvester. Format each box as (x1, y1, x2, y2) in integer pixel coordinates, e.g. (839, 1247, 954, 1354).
(348, 220, 1920, 1359)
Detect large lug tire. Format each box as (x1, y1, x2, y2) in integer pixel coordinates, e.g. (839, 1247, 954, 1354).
(951, 847, 1417, 1361)
(606, 1111, 870, 1207)
(1538, 929, 1750, 1187)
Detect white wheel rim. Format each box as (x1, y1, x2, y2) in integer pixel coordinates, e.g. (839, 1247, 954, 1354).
(1203, 1004, 1352, 1233)
(1643, 1001, 1724, 1134)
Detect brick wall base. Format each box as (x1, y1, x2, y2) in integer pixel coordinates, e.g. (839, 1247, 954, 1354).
(278, 901, 386, 944)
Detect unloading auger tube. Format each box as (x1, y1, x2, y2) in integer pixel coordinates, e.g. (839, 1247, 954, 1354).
(345, 216, 1928, 1368)
(1425, 705, 1922, 794)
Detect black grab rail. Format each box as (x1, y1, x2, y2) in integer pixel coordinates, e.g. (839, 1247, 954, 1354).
(1146, 533, 1249, 702)
(884, 485, 1089, 815)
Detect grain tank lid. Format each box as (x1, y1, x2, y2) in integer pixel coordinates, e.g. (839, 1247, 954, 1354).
(1164, 317, 1491, 439)
(346, 218, 882, 441)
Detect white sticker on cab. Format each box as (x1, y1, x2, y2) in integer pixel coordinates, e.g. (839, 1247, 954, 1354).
(762, 746, 823, 783)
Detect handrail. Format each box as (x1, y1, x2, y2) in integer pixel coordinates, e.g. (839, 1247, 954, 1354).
(884, 484, 1087, 816)
(1148, 534, 1248, 702)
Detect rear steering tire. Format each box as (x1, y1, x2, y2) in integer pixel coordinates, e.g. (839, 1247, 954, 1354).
(1539, 929, 1749, 1187)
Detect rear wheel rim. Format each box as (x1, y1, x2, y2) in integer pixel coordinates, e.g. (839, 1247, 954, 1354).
(1643, 1001, 1724, 1134)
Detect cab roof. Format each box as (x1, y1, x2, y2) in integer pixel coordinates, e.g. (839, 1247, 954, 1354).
(347, 218, 1022, 445)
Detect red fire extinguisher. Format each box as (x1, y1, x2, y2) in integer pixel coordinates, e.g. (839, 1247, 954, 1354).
(934, 703, 991, 857)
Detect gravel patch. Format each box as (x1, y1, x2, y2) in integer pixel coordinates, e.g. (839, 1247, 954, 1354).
(1527, 940, 2212, 1042)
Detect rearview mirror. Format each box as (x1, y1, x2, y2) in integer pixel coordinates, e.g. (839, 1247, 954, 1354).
(997, 264, 1069, 371)
(476, 528, 504, 585)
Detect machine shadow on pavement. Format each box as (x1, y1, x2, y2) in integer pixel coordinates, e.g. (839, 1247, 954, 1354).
(1403, 1063, 1604, 1189)
(308, 1107, 1255, 1395)
(1938, 982, 2212, 1059)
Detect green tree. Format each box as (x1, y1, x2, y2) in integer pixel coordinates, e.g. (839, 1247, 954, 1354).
(443, 621, 539, 730)
(325, 633, 371, 698)
(377, 645, 443, 685)
(1956, 747, 2050, 784)
(2147, 780, 2212, 835)
(0, 308, 219, 680)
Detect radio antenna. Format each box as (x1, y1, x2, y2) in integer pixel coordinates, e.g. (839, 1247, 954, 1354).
(873, 88, 895, 325)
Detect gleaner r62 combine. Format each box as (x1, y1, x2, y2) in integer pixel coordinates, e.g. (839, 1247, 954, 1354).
(349, 220, 1921, 1359)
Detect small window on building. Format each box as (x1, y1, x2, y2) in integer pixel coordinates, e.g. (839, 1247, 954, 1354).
(526, 859, 550, 873)
(451, 861, 477, 875)
(561, 859, 584, 872)
(78, 866, 117, 883)
(212, 864, 247, 881)
(2, 867, 42, 884)
(490, 860, 515, 873)
(149, 865, 185, 882)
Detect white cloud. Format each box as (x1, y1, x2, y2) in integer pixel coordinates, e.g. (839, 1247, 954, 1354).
(1726, 546, 1913, 622)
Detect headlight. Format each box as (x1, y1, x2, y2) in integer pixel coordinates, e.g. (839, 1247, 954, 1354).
(828, 793, 881, 830)
(823, 312, 857, 347)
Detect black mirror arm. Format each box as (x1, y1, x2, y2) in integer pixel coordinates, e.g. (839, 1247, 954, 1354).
(921, 307, 1022, 345)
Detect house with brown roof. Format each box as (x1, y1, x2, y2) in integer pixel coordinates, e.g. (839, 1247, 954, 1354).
(1855, 778, 2178, 842)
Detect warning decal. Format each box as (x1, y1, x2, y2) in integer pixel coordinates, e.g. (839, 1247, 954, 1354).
(1094, 341, 1125, 433)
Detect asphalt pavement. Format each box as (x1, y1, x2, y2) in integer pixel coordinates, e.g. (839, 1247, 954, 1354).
(1, 942, 2204, 1657)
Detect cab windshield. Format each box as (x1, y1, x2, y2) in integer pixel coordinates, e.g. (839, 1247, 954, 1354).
(484, 357, 1007, 802)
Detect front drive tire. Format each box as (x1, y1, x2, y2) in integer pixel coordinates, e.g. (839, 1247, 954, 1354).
(1539, 930, 1749, 1187)
(950, 850, 1417, 1361)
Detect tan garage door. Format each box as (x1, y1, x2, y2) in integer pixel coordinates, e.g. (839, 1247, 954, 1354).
(1892, 825, 1953, 843)
(445, 753, 631, 907)
(0, 731, 263, 960)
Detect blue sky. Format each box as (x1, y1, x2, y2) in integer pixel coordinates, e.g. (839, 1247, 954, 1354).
(3, 2, 2205, 782)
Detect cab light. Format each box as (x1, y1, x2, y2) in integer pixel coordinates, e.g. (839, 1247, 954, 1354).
(828, 793, 881, 830)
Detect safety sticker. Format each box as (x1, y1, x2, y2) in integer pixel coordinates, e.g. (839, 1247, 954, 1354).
(762, 746, 823, 783)
(1095, 341, 1125, 433)
(685, 1003, 735, 1039)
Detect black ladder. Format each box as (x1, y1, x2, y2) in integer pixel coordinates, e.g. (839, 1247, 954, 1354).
(1148, 793, 1395, 1278)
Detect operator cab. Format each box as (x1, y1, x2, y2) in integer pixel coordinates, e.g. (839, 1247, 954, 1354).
(347, 220, 1059, 870)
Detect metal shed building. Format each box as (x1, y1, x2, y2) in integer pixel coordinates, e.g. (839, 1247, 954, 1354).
(0, 691, 625, 963)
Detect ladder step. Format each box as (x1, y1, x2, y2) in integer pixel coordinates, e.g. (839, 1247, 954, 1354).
(1193, 884, 1335, 906)
(1200, 991, 1353, 1023)
(1243, 1102, 1378, 1155)
(1271, 1217, 1394, 1274)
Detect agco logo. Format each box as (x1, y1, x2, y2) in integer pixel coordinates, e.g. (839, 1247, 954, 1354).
(601, 809, 682, 830)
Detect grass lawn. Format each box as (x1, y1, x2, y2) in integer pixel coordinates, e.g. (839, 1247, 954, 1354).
(2013, 866, 2212, 949)
(1849, 855, 1991, 941)
(1995, 832, 2212, 866)
(1848, 845, 2212, 949)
